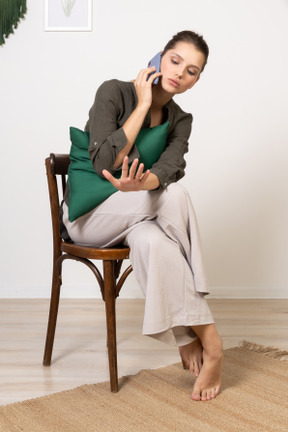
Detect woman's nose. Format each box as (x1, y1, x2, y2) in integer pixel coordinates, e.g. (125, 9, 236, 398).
(175, 67, 183, 78)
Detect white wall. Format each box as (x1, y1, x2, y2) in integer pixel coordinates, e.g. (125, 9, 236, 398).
(1, 0, 287, 299)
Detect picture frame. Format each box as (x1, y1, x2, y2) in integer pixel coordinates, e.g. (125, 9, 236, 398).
(44, 0, 92, 32)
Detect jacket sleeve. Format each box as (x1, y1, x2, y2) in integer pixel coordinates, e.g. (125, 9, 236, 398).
(150, 112, 192, 188)
(87, 81, 130, 177)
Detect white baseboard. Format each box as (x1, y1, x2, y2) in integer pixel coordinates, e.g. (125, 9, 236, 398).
(0, 285, 287, 299)
(208, 286, 288, 299)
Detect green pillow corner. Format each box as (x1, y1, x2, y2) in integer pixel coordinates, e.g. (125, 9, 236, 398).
(68, 121, 169, 222)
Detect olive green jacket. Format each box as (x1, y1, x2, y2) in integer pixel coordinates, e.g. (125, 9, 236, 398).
(86, 79, 193, 189)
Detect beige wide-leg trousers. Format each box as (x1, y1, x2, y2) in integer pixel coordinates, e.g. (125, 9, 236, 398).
(63, 183, 214, 346)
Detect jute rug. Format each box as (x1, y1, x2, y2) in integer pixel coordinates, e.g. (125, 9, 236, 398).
(1, 342, 288, 432)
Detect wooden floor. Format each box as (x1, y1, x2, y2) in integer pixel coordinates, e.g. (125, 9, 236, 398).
(1, 298, 288, 406)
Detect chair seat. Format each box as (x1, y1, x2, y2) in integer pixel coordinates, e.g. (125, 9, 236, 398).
(61, 242, 130, 260)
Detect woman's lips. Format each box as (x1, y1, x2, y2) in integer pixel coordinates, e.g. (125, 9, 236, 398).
(168, 78, 180, 87)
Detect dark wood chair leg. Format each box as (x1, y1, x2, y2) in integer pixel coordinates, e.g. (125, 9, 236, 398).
(103, 260, 118, 392)
(43, 259, 62, 366)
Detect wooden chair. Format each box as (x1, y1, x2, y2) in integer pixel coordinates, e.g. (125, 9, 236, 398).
(43, 153, 132, 392)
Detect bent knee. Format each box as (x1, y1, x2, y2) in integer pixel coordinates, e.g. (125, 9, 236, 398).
(165, 182, 190, 204)
(126, 222, 168, 249)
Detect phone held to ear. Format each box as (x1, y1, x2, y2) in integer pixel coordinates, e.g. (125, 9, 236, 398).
(147, 52, 162, 85)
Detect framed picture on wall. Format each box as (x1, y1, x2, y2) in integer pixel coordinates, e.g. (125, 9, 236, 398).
(45, 0, 92, 32)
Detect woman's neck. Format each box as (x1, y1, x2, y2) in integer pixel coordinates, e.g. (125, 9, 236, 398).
(151, 84, 173, 110)
(149, 87, 171, 127)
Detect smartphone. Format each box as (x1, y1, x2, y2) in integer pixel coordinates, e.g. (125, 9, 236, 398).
(147, 52, 162, 85)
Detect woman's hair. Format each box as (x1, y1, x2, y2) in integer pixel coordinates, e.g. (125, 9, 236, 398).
(162, 30, 209, 72)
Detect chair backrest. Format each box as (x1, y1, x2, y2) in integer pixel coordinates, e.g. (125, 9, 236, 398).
(45, 153, 70, 257)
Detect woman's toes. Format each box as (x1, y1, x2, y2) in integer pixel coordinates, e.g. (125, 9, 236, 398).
(189, 362, 194, 376)
(191, 384, 220, 401)
(181, 358, 189, 370)
(207, 389, 215, 400)
(191, 361, 200, 377)
(200, 390, 208, 401)
(190, 360, 202, 377)
(191, 391, 201, 401)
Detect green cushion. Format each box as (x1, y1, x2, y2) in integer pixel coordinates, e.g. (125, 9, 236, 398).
(68, 122, 169, 222)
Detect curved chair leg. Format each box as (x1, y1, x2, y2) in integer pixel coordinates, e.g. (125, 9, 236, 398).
(103, 260, 118, 392)
(43, 257, 63, 366)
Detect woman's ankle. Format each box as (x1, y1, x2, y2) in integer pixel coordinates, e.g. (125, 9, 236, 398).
(191, 324, 222, 352)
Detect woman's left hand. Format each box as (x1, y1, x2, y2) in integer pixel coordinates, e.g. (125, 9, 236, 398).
(102, 156, 150, 192)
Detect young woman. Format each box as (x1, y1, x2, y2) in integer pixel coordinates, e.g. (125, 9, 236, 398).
(62, 30, 223, 401)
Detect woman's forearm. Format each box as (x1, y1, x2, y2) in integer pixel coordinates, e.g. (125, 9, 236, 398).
(113, 68, 160, 169)
(113, 104, 148, 169)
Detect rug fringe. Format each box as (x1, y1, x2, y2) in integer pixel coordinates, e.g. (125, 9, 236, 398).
(239, 340, 288, 360)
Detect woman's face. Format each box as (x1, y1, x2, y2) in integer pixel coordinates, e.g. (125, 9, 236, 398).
(160, 41, 205, 94)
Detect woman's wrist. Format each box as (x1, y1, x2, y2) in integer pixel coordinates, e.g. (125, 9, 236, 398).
(132, 103, 150, 121)
(141, 173, 160, 190)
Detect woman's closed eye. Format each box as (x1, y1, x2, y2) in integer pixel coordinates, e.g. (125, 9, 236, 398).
(171, 58, 197, 76)
(187, 69, 196, 76)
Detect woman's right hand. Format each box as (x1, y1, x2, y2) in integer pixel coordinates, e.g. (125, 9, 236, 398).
(134, 67, 162, 110)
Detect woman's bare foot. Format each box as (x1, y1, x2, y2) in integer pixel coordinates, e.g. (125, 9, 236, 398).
(190, 324, 223, 401)
(179, 337, 203, 377)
